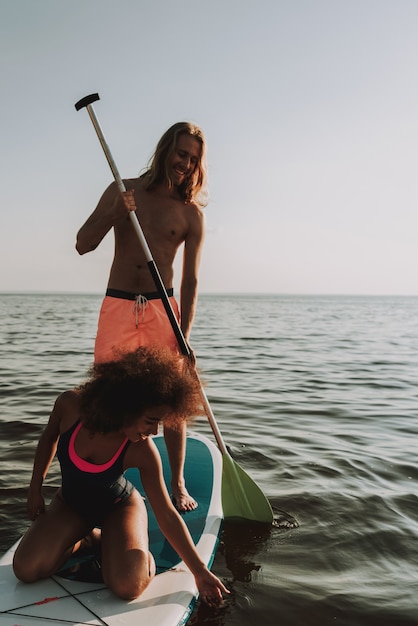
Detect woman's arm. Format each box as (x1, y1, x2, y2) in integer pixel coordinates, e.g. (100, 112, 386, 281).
(137, 440, 229, 606)
(26, 392, 68, 520)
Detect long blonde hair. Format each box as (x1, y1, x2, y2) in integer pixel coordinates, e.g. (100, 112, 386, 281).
(142, 122, 208, 206)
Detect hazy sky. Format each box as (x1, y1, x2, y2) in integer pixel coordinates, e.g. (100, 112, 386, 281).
(1, 0, 417, 295)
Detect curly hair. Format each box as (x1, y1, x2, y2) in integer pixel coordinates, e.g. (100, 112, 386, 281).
(78, 347, 203, 433)
(141, 122, 208, 207)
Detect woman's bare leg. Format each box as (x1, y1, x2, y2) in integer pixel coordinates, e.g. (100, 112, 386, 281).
(100, 490, 155, 600)
(13, 491, 92, 583)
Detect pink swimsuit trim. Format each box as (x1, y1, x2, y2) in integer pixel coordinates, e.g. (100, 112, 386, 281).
(69, 421, 129, 474)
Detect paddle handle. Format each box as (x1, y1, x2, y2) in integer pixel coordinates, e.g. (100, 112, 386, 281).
(198, 388, 228, 455)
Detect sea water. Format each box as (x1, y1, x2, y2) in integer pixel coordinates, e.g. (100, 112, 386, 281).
(0, 293, 417, 626)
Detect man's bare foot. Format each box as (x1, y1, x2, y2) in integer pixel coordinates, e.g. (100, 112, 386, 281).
(172, 485, 198, 512)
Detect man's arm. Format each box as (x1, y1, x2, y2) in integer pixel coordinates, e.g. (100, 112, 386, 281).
(180, 207, 205, 342)
(76, 182, 131, 255)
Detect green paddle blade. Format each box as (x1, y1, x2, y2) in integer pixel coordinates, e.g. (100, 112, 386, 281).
(221, 453, 274, 523)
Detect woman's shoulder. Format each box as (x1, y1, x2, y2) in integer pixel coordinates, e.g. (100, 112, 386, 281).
(54, 388, 80, 409)
(52, 389, 81, 429)
(124, 436, 160, 470)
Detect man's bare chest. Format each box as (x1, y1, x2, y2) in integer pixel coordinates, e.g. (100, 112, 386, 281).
(127, 191, 188, 240)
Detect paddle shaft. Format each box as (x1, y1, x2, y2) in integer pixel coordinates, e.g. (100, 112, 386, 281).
(75, 94, 229, 456)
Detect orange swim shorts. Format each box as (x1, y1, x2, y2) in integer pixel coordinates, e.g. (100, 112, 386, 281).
(94, 288, 180, 364)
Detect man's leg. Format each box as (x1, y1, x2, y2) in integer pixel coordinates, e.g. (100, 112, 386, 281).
(164, 422, 197, 512)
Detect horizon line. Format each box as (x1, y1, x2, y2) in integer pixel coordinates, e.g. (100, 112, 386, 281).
(0, 291, 417, 298)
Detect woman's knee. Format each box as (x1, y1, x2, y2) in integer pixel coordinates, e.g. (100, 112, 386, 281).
(13, 535, 70, 583)
(108, 573, 150, 601)
(13, 552, 48, 583)
(105, 551, 155, 601)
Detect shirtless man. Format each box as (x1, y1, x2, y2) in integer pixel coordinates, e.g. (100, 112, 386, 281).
(75, 122, 207, 511)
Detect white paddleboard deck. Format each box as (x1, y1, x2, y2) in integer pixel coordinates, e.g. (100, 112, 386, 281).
(0, 432, 223, 626)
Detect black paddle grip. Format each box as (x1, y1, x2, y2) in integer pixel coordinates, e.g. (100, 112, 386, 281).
(74, 93, 100, 111)
(146, 261, 191, 358)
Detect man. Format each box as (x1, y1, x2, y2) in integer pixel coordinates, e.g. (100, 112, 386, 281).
(76, 122, 207, 511)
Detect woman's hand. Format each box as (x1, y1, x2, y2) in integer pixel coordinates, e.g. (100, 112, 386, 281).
(195, 567, 230, 607)
(27, 488, 45, 521)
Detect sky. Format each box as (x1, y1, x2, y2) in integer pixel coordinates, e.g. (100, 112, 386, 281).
(1, 0, 418, 295)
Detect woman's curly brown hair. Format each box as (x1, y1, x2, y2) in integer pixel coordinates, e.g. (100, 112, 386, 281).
(78, 347, 204, 433)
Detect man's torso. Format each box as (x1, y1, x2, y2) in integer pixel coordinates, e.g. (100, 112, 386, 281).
(108, 178, 197, 292)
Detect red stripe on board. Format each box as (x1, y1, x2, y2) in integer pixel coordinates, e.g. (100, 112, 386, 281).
(34, 596, 59, 605)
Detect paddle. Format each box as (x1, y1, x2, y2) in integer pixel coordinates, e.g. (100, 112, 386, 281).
(75, 93, 274, 523)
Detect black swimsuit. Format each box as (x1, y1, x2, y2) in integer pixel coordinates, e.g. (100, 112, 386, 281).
(57, 419, 134, 526)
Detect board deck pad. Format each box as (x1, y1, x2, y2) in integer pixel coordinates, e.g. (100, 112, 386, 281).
(0, 433, 223, 626)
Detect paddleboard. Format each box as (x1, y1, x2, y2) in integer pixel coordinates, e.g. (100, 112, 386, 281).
(0, 432, 223, 626)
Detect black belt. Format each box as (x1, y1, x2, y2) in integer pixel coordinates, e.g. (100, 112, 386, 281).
(106, 288, 173, 301)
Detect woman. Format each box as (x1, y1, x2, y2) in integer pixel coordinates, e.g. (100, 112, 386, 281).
(13, 347, 228, 606)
